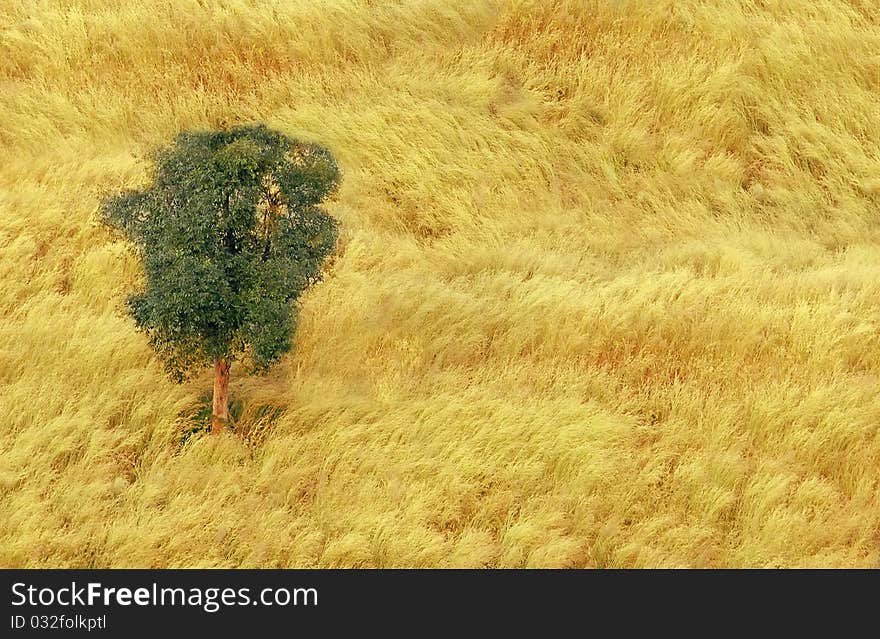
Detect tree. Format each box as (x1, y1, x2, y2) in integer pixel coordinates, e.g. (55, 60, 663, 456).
(102, 125, 340, 433)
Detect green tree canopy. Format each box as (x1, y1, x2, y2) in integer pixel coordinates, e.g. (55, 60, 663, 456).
(102, 125, 340, 384)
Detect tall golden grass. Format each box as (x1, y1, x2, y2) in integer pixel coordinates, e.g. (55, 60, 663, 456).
(1, 0, 879, 567)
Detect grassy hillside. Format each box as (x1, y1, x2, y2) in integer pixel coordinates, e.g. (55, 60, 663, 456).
(2, 0, 880, 567)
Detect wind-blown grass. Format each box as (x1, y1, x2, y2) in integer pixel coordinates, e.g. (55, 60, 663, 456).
(1, 0, 879, 567)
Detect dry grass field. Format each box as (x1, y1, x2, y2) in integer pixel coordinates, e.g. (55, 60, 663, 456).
(2, 0, 880, 567)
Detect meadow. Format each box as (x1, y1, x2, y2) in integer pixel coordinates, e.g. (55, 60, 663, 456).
(1, 0, 879, 567)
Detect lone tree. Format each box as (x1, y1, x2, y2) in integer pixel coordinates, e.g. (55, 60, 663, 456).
(102, 125, 340, 432)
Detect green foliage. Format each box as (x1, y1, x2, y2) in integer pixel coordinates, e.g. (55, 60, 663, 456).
(102, 125, 340, 381)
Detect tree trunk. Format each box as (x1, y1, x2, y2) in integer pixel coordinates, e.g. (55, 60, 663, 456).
(211, 359, 230, 433)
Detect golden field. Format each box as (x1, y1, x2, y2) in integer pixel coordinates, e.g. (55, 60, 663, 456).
(1, 0, 880, 568)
